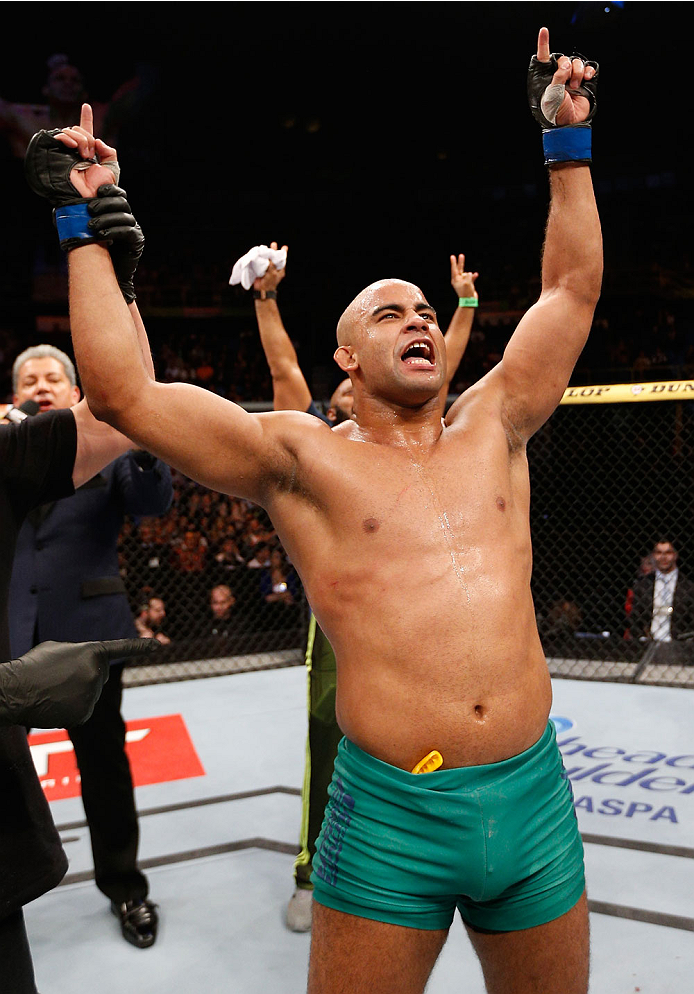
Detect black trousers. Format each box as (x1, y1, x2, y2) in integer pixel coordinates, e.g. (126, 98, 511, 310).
(0, 910, 38, 994)
(67, 663, 148, 905)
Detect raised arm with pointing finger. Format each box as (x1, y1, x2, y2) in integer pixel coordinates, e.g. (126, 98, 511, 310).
(28, 28, 602, 986)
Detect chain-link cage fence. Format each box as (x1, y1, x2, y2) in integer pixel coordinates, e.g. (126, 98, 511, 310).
(118, 472, 309, 686)
(119, 380, 694, 689)
(529, 379, 694, 688)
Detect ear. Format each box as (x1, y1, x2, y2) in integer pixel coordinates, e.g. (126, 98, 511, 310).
(72, 385, 81, 405)
(334, 345, 358, 372)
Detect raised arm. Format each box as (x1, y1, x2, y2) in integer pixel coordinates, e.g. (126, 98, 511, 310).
(442, 253, 479, 393)
(24, 105, 304, 503)
(68, 244, 297, 502)
(251, 244, 313, 412)
(70, 273, 159, 487)
(495, 28, 602, 440)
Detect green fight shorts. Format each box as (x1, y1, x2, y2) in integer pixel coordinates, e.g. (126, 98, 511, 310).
(312, 721, 584, 932)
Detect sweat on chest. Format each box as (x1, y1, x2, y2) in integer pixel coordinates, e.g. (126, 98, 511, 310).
(344, 475, 512, 544)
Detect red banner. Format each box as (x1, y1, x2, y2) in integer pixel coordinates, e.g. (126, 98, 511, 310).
(28, 714, 206, 802)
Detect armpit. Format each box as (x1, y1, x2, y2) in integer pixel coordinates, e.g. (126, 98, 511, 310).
(501, 402, 528, 453)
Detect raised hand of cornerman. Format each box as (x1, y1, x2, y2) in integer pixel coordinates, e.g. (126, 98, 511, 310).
(449, 253, 479, 302)
(24, 103, 144, 303)
(527, 26, 598, 166)
(0, 638, 160, 728)
(253, 241, 289, 293)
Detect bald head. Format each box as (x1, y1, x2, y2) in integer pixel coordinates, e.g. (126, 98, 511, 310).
(336, 279, 423, 347)
(333, 278, 444, 408)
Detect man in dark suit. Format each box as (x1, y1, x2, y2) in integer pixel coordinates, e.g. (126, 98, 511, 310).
(629, 539, 694, 662)
(8, 343, 173, 948)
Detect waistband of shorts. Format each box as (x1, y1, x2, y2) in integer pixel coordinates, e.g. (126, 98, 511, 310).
(340, 721, 557, 793)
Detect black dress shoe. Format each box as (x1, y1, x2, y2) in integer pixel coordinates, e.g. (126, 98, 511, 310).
(111, 898, 159, 948)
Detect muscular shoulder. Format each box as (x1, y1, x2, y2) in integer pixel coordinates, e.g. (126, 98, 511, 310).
(258, 409, 335, 481)
(262, 408, 333, 447)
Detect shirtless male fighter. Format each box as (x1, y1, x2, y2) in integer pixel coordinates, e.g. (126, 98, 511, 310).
(27, 27, 601, 994)
(247, 241, 479, 930)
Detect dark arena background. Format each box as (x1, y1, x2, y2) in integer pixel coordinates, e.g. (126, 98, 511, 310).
(2, 2, 692, 686)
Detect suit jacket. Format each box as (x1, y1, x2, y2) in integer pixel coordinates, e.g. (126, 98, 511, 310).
(10, 451, 172, 656)
(630, 571, 694, 641)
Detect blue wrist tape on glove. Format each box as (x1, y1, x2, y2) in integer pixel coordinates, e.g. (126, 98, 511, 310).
(54, 203, 93, 245)
(542, 125, 592, 165)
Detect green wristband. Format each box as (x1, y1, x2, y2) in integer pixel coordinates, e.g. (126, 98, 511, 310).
(458, 296, 478, 308)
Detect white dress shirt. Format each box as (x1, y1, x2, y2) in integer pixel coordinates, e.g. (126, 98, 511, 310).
(651, 567, 678, 641)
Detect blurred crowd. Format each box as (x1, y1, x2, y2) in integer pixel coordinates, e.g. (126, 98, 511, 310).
(119, 469, 303, 648)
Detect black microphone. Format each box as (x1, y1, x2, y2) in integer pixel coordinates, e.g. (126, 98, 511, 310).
(2, 400, 40, 424)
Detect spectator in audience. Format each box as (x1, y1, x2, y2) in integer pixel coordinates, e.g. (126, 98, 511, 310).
(541, 598, 583, 642)
(624, 553, 656, 638)
(261, 549, 299, 606)
(243, 512, 276, 551)
(213, 535, 247, 575)
(629, 539, 694, 645)
(206, 584, 241, 638)
(247, 542, 272, 569)
(170, 527, 207, 573)
(260, 549, 301, 632)
(127, 516, 169, 602)
(135, 596, 171, 645)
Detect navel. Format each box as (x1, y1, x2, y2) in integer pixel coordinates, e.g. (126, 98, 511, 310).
(496, 496, 506, 511)
(363, 517, 380, 533)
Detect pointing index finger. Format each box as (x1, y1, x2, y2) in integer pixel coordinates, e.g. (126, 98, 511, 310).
(99, 638, 161, 661)
(537, 26, 550, 62)
(79, 103, 94, 135)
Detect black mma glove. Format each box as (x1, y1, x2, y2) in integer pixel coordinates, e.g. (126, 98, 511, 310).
(0, 638, 159, 728)
(88, 184, 145, 304)
(527, 52, 599, 166)
(24, 130, 143, 302)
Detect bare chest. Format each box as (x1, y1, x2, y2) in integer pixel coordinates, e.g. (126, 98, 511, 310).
(328, 436, 521, 544)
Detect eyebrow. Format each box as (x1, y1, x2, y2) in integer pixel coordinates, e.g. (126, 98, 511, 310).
(371, 302, 437, 318)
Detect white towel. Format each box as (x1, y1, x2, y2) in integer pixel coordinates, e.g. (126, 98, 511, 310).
(229, 245, 287, 290)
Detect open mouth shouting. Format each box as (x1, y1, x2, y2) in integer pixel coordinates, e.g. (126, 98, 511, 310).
(400, 339, 436, 368)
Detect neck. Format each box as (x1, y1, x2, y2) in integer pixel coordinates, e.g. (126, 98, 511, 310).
(350, 392, 444, 448)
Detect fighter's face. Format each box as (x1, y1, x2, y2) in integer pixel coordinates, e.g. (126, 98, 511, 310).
(336, 281, 446, 406)
(14, 357, 80, 412)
